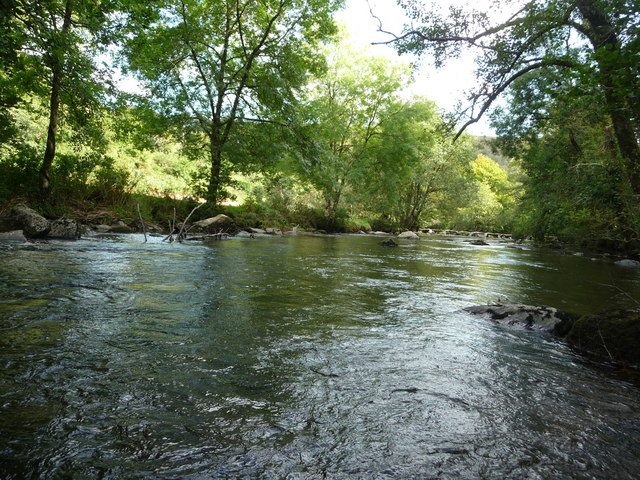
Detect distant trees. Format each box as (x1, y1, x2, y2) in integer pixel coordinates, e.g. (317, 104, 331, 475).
(1, 0, 526, 235)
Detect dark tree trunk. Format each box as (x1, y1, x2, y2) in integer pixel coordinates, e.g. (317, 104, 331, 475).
(39, 0, 73, 195)
(577, 0, 640, 194)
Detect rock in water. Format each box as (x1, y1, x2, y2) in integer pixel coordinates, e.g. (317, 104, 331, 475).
(192, 214, 237, 234)
(0, 205, 50, 238)
(614, 259, 640, 268)
(397, 231, 419, 239)
(380, 239, 398, 247)
(48, 218, 80, 239)
(464, 304, 577, 335)
(0, 230, 27, 242)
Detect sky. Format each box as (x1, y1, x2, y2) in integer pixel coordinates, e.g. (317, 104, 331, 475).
(336, 0, 498, 136)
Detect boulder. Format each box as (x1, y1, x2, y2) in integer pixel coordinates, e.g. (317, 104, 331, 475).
(614, 259, 640, 268)
(265, 227, 283, 235)
(249, 227, 266, 234)
(192, 214, 233, 232)
(464, 304, 577, 335)
(566, 309, 640, 368)
(0, 205, 50, 238)
(94, 224, 112, 233)
(469, 239, 489, 246)
(380, 239, 398, 247)
(109, 221, 135, 233)
(48, 218, 80, 239)
(0, 230, 27, 242)
(397, 231, 419, 239)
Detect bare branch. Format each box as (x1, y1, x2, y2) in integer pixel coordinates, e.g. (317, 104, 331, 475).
(454, 58, 575, 140)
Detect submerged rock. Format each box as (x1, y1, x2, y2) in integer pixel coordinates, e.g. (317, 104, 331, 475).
(464, 303, 577, 335)
(380, 239, 398, 247)
(614, 259, 640, 268)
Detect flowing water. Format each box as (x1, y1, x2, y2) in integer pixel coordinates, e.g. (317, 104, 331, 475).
(1, 233, 639, 479)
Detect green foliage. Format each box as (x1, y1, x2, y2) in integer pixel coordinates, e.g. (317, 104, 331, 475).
(293, 36, 411, 221)
(123, 0, 343, 204)
(393, 0, 640, 241)
(492, 65, 635, 241)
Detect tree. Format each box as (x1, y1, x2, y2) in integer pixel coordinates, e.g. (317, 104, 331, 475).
(1, 0, 125, 195)
(382, 0, 640, 204)
(123, 0, 341, 204)
(492, 66, 627, 239)
(293, 38, 410, 224)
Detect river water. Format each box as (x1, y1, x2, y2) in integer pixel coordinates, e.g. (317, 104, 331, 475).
(0, 233, 639, 479)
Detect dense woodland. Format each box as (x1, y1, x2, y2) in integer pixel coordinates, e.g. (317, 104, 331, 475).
(1, 0, 639, 245)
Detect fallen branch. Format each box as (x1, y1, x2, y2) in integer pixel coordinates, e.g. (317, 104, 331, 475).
(176, 202, 204, 242)
(309, 367, 339, 378)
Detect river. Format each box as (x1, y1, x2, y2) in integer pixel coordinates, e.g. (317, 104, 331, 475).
(1, 233, 639, 479)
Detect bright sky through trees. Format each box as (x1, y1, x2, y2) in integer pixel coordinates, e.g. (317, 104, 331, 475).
(337, 0, 498, 135)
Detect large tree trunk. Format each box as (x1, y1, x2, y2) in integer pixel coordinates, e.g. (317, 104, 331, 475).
(39, 0, 73, 195)
(577, 0, 640, 195)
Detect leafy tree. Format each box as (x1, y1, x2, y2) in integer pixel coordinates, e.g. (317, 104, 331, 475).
(123, 0, 341, 204)
(1, 0, 128, 195)
(492, 67, 628, 240)
(363, 100, 472, 231)
(293, 38, 410, 224)
(385, 0, 640, 209)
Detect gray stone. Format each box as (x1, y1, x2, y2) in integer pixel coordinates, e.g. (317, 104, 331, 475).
(0, 230, 27, 241)
(193, 214, 233, 230)
(464, 304, 577, 335)
(48, 218, 80, 239)
(110, 223, 135, 233)
(397, 231, 419, 239)
(249, 227, 266, 234)
(614, 259, 640, 268)
(265, 227, 283, 235)
(94, 224, 112, 233)
(0, 205, 50, 238)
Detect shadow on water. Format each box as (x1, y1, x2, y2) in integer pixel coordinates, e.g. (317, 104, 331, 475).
(0, 234, 639, 478)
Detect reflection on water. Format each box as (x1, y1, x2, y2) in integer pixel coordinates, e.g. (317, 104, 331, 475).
(0, 234, 639, 478)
